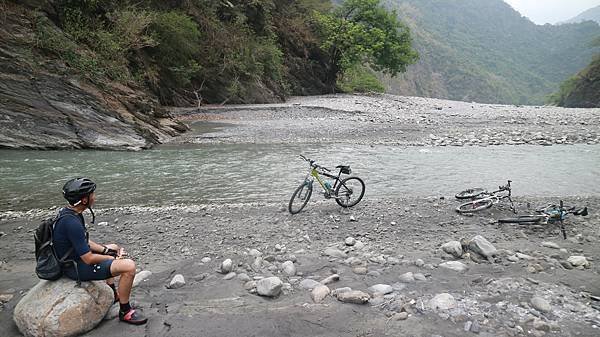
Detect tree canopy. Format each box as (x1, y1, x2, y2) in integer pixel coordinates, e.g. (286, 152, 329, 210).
(315, 0, 418, 91)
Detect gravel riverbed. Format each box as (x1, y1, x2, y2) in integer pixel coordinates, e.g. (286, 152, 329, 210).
(1, 94, 599, 337)
(173, 94, 600, 147)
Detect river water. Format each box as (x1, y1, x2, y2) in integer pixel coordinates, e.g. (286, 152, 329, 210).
(0, 144, 599, 211)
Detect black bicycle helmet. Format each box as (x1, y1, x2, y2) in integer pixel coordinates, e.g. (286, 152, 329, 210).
(62, 177, 96, 206)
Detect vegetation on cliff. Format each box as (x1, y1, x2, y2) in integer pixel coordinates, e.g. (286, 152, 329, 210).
(17, 0, 417, 105)
(551, 37, 600, 108)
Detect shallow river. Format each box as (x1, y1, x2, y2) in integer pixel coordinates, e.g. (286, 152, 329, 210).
(0, 144, 599, 211)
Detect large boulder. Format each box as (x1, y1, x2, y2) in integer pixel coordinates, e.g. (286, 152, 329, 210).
(256, 277, 283, 297)
(14, 278, 113, 337)
(429, 293, 457, 311)
(442, 241, 464, 258)
(468, 235, 497, 258)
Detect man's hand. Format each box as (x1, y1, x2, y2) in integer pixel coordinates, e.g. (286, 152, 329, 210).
(117, 248, 128, 259)
(103, 246, 119, 257)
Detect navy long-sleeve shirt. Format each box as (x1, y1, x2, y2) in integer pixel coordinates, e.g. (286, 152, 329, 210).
(52, 208, 89, 261)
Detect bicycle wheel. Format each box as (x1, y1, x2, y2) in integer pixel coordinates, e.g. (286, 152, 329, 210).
(455, 188, 486, 199)
(288, 182, 312, 214)
(498, 216, 544, 224)
(456, 198, 493, 213)
(335, 177, 365, 208)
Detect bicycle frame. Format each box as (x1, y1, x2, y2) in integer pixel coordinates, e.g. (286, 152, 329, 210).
(298, 155, 350, 199)
(482, 181, 515, 212)
(302, 167, 342, 196)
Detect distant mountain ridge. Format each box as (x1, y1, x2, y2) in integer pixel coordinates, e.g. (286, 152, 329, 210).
(380, 0, 600, 105)
(564, 5, 600, 24)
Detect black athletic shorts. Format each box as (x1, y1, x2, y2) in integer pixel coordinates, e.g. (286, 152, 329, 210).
(63, 259, 113, 281)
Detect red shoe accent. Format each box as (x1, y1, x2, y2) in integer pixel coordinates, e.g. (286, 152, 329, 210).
(119, 309, 148, 325)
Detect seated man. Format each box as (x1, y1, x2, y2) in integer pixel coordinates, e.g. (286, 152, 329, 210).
(53, 177, 147, 325)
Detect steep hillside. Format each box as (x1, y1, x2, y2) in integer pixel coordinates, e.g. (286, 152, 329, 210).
(564, 5, 600, 24)
(381, 0, 600, 104)
(554, 55, 600, 108)
(0, 0, 332, 150)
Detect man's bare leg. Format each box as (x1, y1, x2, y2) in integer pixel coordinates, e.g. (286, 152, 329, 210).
(110, 258, 135, 304)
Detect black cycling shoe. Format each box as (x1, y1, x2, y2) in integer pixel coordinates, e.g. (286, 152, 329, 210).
(119, 309, 148, 325)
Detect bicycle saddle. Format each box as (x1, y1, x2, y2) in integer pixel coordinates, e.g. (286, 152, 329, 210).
(336, 165, 351, 174)
(574, 207, 588, 216)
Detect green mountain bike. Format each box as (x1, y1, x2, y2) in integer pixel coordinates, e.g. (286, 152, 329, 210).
(288, 155, 365, 214)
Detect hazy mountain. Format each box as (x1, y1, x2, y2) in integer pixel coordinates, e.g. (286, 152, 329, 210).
(380, 0, 600, 105)
(564, 5, 600, 24)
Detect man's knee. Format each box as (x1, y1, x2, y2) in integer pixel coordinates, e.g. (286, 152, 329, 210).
(122, 259, 136, 274)
(111, 258, 136, 276)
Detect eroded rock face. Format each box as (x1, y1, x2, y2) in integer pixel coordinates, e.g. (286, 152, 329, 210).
(13, 278, 113, 337)
(0, 8, 187, 150)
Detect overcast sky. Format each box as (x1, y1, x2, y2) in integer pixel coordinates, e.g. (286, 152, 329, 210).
(504, 0, 600, 24)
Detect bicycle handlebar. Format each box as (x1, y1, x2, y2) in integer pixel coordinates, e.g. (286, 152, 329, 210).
(299, 155, 330, 172)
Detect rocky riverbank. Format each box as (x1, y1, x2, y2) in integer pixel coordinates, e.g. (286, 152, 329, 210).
(172, 94, 600, 147)
(1, 196, 599, 336)
(0, 7, 187, 151)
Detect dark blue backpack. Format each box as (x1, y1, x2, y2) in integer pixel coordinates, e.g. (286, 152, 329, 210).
(34, 213, 73, 280)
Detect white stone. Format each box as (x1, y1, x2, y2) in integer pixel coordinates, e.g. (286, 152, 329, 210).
(332, 287, 352, 297)
(398, 272, 415, 283)
(201, 257, 211, 263)
(320, 274, 340, 285)
(223, 272, 236, 280)
(368, 284, 393, 295)
(311, 285, 330, 303)
(442, 241, 463, 258)
(169, 274, 185, 289)
(541, 242, 561, 249)
(237, 273, 252, 282)
(132, 270, 152, 287)
(336, 290, 370, 304)
(439, 261, 468, 272)
(256, 277, 283, 297)
(324, 247, 347, 258)
(221, 259, 233, 273)
(469, 235, 497, 258)
(516, 252, 533, 260)
(244, 281, 257, 290)
(299, 279, 321, 290)
(414, 273, 427, 281)
(567, 256, 588, 267)
(531, 297, 551, 312)
(345, 237, 356, 246)
(354, 240, 365, 250)
(249, 249, 262, 257)
(281, 261, 296, 276)
(14, 279, 113, 337)
(429, 293, 457, 311)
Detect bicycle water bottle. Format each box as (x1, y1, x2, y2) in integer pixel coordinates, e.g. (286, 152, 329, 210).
(324, 181, 332, 190)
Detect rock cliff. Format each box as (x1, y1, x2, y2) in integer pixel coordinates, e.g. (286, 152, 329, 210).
(0, 3, 187, 150)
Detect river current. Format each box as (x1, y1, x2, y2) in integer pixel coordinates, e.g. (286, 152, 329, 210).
(0, 144, 599, 211)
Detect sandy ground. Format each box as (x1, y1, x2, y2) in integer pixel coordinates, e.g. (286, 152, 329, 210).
(1, 94, 600, 337)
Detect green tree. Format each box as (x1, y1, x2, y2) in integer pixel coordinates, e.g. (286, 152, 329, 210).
(315, 0, 418, 91)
